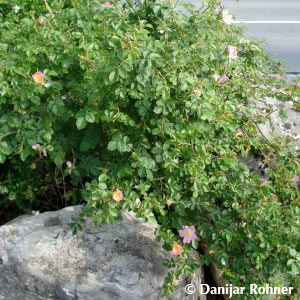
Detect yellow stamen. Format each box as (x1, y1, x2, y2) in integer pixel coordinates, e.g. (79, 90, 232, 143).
(173, 246, 179, 252)
(184, 229, 191, 236)
(35, 75, 42, 82)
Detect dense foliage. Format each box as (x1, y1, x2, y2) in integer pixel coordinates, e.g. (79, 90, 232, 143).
(0, 0, 299, 298)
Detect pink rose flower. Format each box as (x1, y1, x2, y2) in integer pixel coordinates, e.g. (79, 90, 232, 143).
(218, 75, 229, 84)
(171, 243, 183, 255)
(236, 129, 243, 136)
(39, 17, 44, 25)
(42, 148, 47, 157)
(296, 83, 300, 88)
(159, 30, 165, 34)
(112, 190, 123, 201)
(32, 71, 45, 84)
(32, 144, 47, 157)
(275, 74, 281, 80)
(104, 2, 110, 7)
(178, 226, 197, 244)
(66, 161, 72, 174)
(293, 175, 300, 187)
(44, 82, 52, 88)
(213, 74, 220, 82)
(222, 10, 233, 25)
(228, 46, 238, 63)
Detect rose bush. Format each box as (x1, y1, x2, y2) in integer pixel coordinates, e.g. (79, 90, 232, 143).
(0, 0, 299, 298)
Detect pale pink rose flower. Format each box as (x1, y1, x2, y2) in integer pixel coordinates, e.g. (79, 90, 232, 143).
(44, 82, 52, 88)
(32, 144, 41, 150)
(213, 74, 220, 82)
(228, 45, 238, 63)
(112, 190, 123, 201)
(218, 75, 229, 84)
(66, 161, 72, 174)
(297, 83, 300, 88)
(222, 10, 233, 25)
(293, 175, 300, 187)
(171, 243, 183, 255)
(39, 17, 44, 24)
(275, 74, 281, 80)
(104, 2, 110, 7)
(42, 148, 47, 157)
(159, 30, 165, 34)
(236, 129, 243, 136)
(178, 226, 197, 244)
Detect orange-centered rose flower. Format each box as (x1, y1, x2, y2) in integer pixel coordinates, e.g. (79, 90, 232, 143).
(32, 71, 45, 84)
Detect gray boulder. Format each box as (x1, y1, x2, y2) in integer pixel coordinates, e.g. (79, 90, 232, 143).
(0, 206, 205, 300)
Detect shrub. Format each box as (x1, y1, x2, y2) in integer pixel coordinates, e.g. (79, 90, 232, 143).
(0, 0, 299, 298)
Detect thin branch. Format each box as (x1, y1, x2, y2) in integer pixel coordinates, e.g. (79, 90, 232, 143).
(124, 0, 136, 12)
(153, 177, 165, 181)
(111, 0, 126, 18)
(55, 168, 64, 206)
(43, 0, 54, 19)
(253, 120, 279, 151)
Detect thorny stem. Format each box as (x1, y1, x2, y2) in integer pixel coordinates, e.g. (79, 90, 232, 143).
(43, 0, 54, 19)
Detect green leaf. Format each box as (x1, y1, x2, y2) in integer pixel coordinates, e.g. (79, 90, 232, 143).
(154, 106, 162, 114)
(175, 206, 185, 216)
(291, 262, 299, 274)
(149, 216, 157, 222)
(0, 153, 6, 163)
(31, 96, 41, 105)
(287, 259, 294, 267)
(98, 174, 108, 182)
(138, 106, 147, 116)
(76, 117, 87, 130)
(80, 140, 91, 152)
(128, 53, 135, 64)
(162, 87, 170, 100)
(192, 239, 199, 249)
(289, 248, 297, 257)
(153, 6, 160, 14)
(107, 141, 117, 151)
(110, 208, 119, 217)
(54, 152, 63, 166)
(0, 141, 12, 155)
(98, 183, 107, 189)
(43, 132, 52, 143)
(48, 70, 58, 76)
(118, 66, 127, 78)
(109, 71, 117, 82)
(107, 215, 115, 225)
(226, 232, 232, 242)
(156, 100, 164, 106)
(20, 147, 30, 161)
(85, 112, 95, 123)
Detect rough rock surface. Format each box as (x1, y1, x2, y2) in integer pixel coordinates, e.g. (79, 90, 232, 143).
(0, 206, 205, 300)
(250, 96, 300, 147)
(240, 96, 300, 181)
